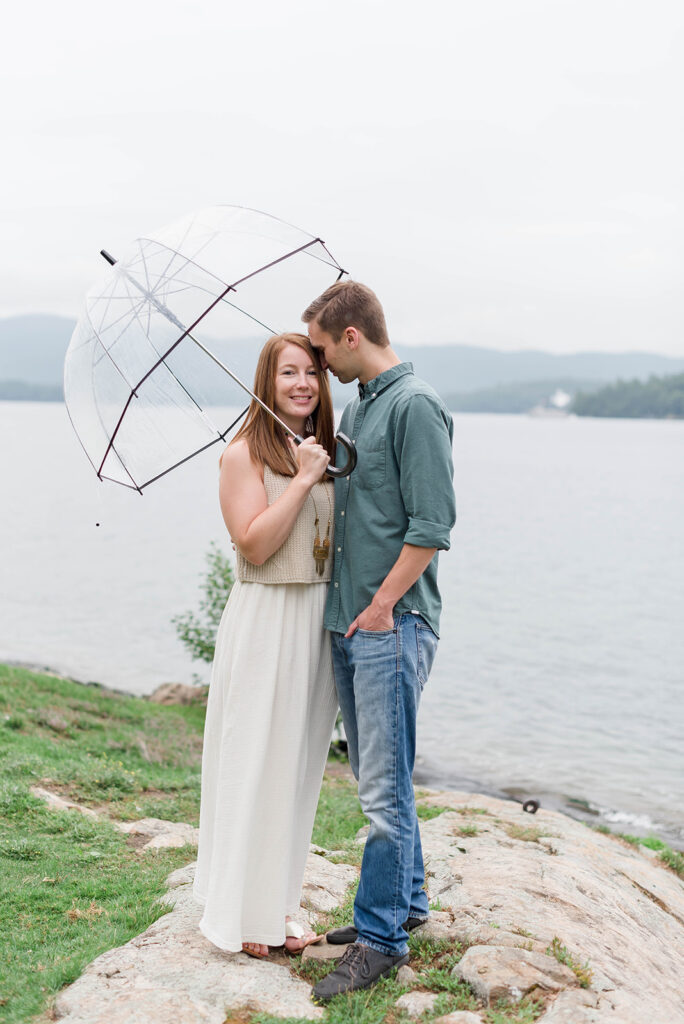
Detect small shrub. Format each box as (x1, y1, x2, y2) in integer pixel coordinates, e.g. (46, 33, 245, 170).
(172, 542, 234, 663)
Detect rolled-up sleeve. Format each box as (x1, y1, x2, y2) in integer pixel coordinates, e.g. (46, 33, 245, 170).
(393, 395, 456, 550)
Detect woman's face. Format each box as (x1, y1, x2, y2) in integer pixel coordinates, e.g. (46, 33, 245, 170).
(273, 342, 320, 427)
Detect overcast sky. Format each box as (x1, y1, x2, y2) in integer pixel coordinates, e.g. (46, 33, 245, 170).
(2, 0, 683, 354)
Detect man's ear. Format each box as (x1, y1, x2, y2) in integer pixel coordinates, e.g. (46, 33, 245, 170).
(345, 327, 360, 349)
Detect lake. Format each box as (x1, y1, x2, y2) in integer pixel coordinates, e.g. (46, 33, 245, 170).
(2, 402, 683, 847)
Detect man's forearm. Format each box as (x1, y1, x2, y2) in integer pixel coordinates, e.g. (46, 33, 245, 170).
(344, 544, 439, 636)
(371, 543, 437, 614)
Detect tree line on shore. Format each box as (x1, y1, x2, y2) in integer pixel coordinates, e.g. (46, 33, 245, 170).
(571, 372, 684, 419)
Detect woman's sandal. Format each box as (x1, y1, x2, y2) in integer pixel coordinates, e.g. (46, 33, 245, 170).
(283, 919, 324, 954)
(241, 942, 269, 959)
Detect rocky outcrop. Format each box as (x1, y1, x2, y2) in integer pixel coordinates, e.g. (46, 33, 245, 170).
(415, 791, 684, 1023)
(47, 789, 684, 1024)
(148, 682, 208, 705)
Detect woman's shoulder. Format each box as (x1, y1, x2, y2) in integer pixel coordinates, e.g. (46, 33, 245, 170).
(219, 438, 262, 477)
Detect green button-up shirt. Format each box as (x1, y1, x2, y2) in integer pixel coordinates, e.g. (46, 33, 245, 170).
(325, 362, 456, 637)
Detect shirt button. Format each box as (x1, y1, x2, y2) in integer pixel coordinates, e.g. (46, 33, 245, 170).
(337, 546, 341, 552)
(334, 582, 339, 588)
(340, 510, 345, 516)
(371, 393, 376, 398)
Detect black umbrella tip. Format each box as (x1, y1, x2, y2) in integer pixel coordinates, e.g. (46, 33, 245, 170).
(100, 249, 116, 266)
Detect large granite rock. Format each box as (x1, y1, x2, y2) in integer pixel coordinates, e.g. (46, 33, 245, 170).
(416, 790, 684, 1024)
(453, 945, 577, 1003)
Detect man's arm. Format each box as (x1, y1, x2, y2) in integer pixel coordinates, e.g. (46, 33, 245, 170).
(344, 543, 436, 636)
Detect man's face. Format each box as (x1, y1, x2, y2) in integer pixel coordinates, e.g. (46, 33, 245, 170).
(307, 320, 358, 384)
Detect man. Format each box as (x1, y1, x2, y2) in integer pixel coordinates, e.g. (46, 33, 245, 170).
(302, 281, 456, 1001)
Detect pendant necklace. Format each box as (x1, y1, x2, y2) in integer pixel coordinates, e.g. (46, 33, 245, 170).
(311, 482, 333, 576)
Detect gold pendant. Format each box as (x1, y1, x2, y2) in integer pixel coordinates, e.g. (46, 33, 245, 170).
(313, 518, 330, 576)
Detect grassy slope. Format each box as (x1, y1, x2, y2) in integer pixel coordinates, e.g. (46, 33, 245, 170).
(0, 664, 207, 1023)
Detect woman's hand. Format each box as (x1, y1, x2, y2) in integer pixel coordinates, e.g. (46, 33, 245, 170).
(290, 436, 329, 486)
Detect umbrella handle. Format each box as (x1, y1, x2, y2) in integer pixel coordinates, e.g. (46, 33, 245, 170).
(292, 431, 357, 479)
(326, 432, 357, 478)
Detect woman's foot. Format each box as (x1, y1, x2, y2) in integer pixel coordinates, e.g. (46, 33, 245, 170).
(242, 942, 269, 959)
(284, 917, 323, 953)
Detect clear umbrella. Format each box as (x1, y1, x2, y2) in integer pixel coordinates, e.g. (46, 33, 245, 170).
(64, 205, 356, 491)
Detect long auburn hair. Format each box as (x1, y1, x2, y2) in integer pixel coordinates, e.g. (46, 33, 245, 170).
(231, 332, 335, 477)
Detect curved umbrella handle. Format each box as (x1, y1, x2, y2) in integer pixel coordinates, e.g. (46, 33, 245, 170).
(326, 432, 357, 479)
(292, 431, 357, 479)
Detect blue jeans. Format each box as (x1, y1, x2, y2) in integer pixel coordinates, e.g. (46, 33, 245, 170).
(330, 613, 439, 956)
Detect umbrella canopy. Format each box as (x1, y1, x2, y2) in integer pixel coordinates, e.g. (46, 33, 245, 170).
(64, 206, 347, 491)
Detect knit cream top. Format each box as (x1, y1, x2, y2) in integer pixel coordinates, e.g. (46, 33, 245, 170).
(236, 465, 335, 584)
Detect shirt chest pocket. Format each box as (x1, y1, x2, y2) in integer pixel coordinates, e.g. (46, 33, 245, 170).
(354, 439, 386, 489)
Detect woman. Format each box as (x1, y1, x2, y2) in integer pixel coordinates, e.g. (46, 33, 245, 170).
(193, 332, 338, 958)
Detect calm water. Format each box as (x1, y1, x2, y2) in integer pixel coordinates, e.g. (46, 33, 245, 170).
(2, 403, 683, 846)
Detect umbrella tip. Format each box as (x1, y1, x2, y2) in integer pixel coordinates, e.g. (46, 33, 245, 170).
(100, 249, 116, 266)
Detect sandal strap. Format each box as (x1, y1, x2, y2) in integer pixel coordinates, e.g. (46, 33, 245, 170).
(285, 920, 306, 940)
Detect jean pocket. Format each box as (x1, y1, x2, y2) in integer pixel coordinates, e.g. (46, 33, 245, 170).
(416, 622, 438, 688)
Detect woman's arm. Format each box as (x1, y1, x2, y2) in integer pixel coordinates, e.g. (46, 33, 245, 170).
(219, 438, 329, 566)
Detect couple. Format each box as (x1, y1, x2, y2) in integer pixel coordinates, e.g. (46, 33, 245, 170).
(193, 281, 456, 1001)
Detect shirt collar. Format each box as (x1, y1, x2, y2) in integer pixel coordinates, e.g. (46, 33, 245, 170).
(357, 361, 414, 400)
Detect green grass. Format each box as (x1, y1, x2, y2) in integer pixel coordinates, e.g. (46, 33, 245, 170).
(592, 824, 684, 880)
(415, 804, 452, 821)
(455, 824, 479, 837)
(616, 833, 684, 877)
(503, 823, 547, 844)
(546, 936, 593, 988)
(311, 777, 365, 852)
(0, 663, 205, 824)
(485, 997, 545, 1023)
(0, 664, 207, 1024)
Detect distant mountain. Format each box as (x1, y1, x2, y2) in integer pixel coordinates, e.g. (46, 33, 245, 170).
(1, 314, 683, 406)
(0, 315, 75, 385)
(0, 380, 62, 401)
(393, 343, 684, 395)
(442, 378, 604, 414)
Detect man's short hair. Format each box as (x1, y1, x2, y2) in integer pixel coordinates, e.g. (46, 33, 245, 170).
(302, 281, 389, 347)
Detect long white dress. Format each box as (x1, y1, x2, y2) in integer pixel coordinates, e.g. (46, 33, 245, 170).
(193, 466, 338, 951)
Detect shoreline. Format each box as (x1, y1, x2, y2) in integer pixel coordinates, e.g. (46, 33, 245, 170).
(7, 657, 684, 853)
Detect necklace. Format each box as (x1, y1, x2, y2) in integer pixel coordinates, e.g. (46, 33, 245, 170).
(311, 482, 333, 576)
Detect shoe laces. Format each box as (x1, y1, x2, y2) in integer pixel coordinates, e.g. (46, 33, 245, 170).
(339, 942, 371, 980)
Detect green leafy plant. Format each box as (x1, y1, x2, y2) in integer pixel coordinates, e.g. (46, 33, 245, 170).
(172, 542, 234, 662)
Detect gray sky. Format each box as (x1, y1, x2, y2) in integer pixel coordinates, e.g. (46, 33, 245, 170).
(2, 0, 683, 354)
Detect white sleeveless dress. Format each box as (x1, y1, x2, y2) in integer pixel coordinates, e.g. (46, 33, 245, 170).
(193, 466, 338, 951)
